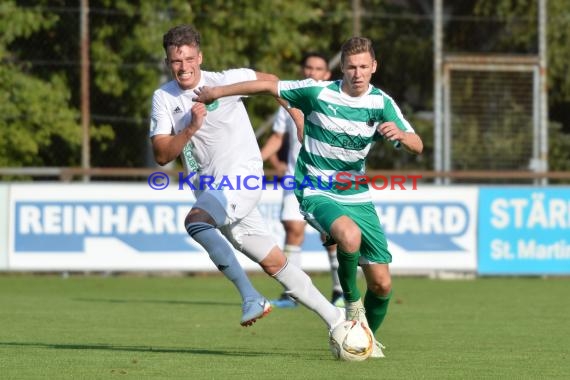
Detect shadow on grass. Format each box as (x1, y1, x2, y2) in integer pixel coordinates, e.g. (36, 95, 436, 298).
(0, 341, 282, 357)
(72, 298, 240, 307)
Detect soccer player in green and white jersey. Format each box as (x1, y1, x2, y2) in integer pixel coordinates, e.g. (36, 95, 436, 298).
(260, 52, 344, 309)
(193, 37, 424, 358)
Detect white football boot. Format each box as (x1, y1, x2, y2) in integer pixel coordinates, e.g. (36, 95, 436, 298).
(370, 339, 386, 358)
(345, 298, 369, 325)
(346, 299, 387, 358)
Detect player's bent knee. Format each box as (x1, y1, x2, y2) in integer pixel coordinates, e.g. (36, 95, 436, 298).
(368, 280, 391, 296)
(331, 220, 361, 252)
(259, 246, 287, 275)
(241, 234, 279, 265)
(336, 230, 361, 252)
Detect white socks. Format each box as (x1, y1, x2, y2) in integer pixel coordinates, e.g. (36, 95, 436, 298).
(273, 261, 341, 329)
(284, 244, 302, 267)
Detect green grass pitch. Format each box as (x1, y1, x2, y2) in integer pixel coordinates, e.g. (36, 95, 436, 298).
(0, 273, 569, 379)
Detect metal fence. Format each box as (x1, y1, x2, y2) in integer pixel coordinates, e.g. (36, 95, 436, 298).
(433, 0, 549, 184)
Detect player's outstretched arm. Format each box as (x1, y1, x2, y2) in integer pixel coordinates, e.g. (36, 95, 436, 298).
(256, 71, 304, 142)
(193, 80, 279, 104)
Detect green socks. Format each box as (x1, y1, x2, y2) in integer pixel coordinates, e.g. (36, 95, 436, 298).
(336, 250, 361, 302)
(364, 290, 392, 334)
(337, 249, 392, 334)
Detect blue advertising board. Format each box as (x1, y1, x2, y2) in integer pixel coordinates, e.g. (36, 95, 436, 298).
(478, 187, 570, 275)
(14, 201, 197, 253)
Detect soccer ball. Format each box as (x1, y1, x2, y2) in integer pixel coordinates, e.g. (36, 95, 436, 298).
(329, 320, 374, 361)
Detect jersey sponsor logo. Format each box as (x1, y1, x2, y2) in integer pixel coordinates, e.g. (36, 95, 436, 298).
(327, 104, 339, 115)
(173, 106, 183, 114)
(331, 134, 368, 150)
(205, 100, 219, 111)
(14, 202, 198, 253)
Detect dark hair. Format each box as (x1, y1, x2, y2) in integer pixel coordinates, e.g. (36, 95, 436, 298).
(300, 52, 329, 69)
(340, 37, 375, 63)
(163, 25, 201, 53)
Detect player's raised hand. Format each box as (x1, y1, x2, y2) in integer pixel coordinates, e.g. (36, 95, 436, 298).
(188, 102, 207, 133)
(193, 86, 217, 104)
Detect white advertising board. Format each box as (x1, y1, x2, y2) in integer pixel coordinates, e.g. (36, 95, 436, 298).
(7, 183, 478, 273)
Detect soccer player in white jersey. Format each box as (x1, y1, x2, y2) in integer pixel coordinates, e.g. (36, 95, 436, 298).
(193, 37, 424, 358)
(260, 53, 344, 309)
(149, 25, 343, 332)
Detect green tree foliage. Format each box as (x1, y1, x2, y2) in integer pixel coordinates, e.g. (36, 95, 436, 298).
(188, 0, 353, 140)
(4, 0, 354, 168)
(549, 122, 570, 174)
(475, 0, 570, 102)
(2, 0, 569, 174)
(0, 1, 80, 167)
(356, 0, 434, 170)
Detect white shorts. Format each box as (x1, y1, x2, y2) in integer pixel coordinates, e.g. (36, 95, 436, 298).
(280, 189, 304, 222)
(192, 171, 277, 249)
(193, 180, 262, 225)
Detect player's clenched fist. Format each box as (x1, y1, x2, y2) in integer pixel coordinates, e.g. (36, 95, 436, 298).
(188, 102, 207, 133)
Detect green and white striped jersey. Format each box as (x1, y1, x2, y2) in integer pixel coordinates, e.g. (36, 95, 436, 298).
(278, 79, 415, 204)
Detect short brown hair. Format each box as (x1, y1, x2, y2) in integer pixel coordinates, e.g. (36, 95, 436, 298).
(340, 37, 375, 63)
(163, 25, 201, 53)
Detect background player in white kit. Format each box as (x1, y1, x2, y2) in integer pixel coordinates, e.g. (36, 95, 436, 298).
(260, 53, 344, 308)
(149, 24, 343, 331)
